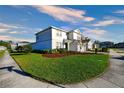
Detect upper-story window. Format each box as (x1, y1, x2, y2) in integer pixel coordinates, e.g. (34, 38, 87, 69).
(77, 36, 81, 40)
(56, 31, 62, 37)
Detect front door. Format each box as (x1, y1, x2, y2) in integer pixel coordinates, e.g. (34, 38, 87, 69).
(65, 43, 68, 50)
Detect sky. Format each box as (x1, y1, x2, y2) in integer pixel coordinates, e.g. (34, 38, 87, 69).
(0, 5, 124, 43)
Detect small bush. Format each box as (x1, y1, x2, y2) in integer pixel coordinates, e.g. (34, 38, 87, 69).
(57, 48, 67, 53)
(15, 44, 32, 53)
(32, 50, 42, 53)
(32, 49, 67, 54)
(50, 49, 58, 54)
(102, 48, 108, 52)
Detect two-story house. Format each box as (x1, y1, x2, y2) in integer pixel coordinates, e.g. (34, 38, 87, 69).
(32, 26, 90, 52)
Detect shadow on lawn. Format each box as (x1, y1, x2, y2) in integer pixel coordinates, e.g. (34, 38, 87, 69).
(0, 66, 31, 77)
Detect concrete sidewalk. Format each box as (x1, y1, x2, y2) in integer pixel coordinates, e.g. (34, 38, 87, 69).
(0, 51, 60, 88)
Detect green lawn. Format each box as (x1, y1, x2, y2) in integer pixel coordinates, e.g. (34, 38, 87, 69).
(12, 53, 109, 84)
(0, 50, 5, 58)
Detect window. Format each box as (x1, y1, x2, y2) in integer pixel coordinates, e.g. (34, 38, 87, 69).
(60, 31, 62, 36)
(56, 42, 61, 49)
(56, 31, 62, 37)
(77, 36, 81, 40)
(56, 32, 59, 36)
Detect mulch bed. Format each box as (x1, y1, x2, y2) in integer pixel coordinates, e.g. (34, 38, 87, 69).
(42, 51, 94, 58)
(42, 53, 66, 58)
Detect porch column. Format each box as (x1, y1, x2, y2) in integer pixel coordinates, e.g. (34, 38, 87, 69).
(67, 42, 70, 51)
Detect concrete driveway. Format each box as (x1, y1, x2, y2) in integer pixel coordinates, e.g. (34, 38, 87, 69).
(0, 49, 124, 88)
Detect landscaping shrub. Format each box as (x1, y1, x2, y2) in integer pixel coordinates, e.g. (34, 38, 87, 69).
(32, 49, 66, 54)
(15, 44, 32, 53)
(32, 50, 47, 54)
(15, 46, 24, 52)
(102, 48, 108, 52)
(32, 50, 42, 53)
(23, 44, 32, 53)
(57, 48, 67, 53)
(0, 40, 11, 50)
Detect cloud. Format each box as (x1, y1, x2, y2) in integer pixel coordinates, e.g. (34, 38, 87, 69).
(0, 22, 23, 33)
(0, 23, 19, 29)
(9, 31, 28, 34)
(32, 5, 95, 23)
(113, 10, 124, 14)
(92, 16, 124, 27)
(92, 20, 116, 26)
(82, 27, 107, 36)
(60, 26, 72, 31)
(0, 29, 10, 33)
(0, 36, 11, 40)
(9, 31, 19, 34)
(0, 35, 34, 42)
(80, 27, 114, 41)
(0, 22, 40, 42)
(0, 22, 40, 35)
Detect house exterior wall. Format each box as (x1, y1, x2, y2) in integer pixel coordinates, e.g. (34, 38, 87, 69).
(32, 28, 52, 50)
(36, 29, 52, 42)
(69, 41, 78, 51)
(68, 32, 73, 40)
(32, 40, 52, 50)
(73, 32, 81, 40)
(68, 30, 87, 52)
(88, 41, 94, 50)
(68, 31, 82, 40)
(51, 28, 67, 49)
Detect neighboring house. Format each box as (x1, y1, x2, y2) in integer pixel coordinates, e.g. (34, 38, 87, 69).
(114, 42, 124, 48)
(88, 40, 95, 50)
(10, 41, 30, 50)
(10, 42, 17, 50)
(100, 41, 114, 48)
(32, 26, 90, 52)
(93, 41, 100, 49)
(17, 41, 30, 46)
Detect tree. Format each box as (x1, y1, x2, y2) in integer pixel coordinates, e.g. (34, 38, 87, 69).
(15, 44, 32, 53)
(0, 41, 11, 49)
(23, 44, 32, 53)
(15, 46, 24, 52)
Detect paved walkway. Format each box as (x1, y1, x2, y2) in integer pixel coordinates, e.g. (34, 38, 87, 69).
(0, 49, 124, 88)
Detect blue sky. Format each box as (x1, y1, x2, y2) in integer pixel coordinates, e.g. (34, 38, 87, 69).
(0, 5, 124, 43)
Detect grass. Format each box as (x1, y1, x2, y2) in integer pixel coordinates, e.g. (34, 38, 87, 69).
(12, 53, 109, 84)
(0, 50, 5, 58)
